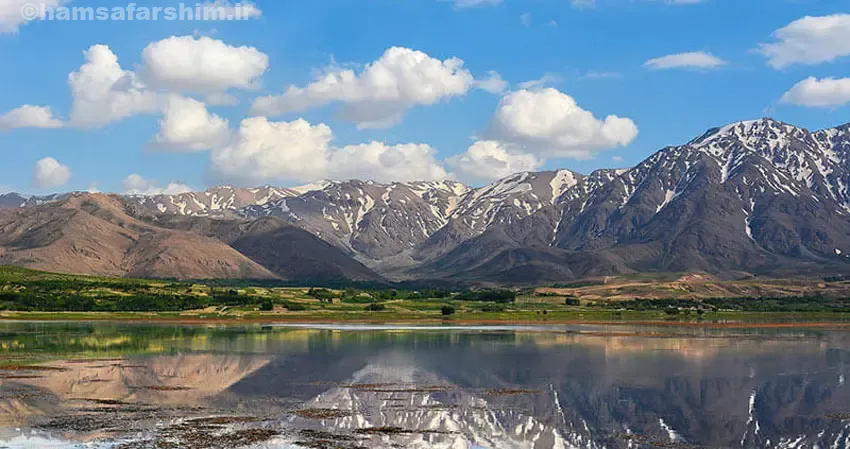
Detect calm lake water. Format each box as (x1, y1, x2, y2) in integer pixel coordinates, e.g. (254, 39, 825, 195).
(1, 321, 849, 449)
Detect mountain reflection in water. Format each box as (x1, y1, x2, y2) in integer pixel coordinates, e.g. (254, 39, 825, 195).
(0, 322, 849, 448)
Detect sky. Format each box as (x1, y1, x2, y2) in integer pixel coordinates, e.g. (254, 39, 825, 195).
(0, 0, 849, 195)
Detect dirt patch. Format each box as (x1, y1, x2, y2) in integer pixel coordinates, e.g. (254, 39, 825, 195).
(129, 385, 193, 391)
(0, 374, 44, 379)
(296, 429, 364, 449)
(292, 408, 354, 419)
(0, 364, 67, 372)
(118, 421, 279, 449)
(65, 358, 124, 364)
(71, 398, 132, 406)
(354, 426, 456, 435)
(483, 388, 542, 396)
(827, 413, 850, 420)
(186, 416, 265, 425)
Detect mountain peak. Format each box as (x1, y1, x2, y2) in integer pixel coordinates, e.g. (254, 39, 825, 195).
(691, 118, 805, 146)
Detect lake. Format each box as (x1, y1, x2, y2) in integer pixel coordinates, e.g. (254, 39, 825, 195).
(0, 321, 849, 448)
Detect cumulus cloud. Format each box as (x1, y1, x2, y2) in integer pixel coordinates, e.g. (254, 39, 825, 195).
(210, 117, 451, 185)
(0, 0, 63, 33)
(68, 45, 162, 128)
(328, 142, 448, 183)
(251, 47, 499, 128)
(644, 51, 727, 70)
(140, 36, 269, 93)
(487, 88, 638, 159)
(781, 77, 850, 108)
(0, 105, 63, 129)
(210, 117, 333, 184)
(122, 174, 193, 195)
(33, 157, 71, 189)
(153, 96, 230, 151)
(758, 14, 850, 69)
(10, 36, 263, 130)
(447, 140, 541, 182)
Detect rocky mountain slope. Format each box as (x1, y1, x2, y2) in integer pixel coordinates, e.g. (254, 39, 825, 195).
(128, 172, 582, 272)
(3, 118, 849, 282)
(422, 119, 850, 282)
(0, 193, 381, 281)
(0, 192, 67, 209)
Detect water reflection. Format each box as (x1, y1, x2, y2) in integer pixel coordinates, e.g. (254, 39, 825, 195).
(0, 322, 849, 448)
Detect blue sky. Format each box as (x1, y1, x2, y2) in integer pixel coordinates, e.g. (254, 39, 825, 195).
(1, 0, 849, 194)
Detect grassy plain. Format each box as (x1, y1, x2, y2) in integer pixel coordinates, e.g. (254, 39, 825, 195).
(2, 267, 850, 325)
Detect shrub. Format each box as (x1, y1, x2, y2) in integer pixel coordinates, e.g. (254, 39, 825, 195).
(284, 302, 307, 311)
(455, 289, 516, 303)
(441, 305, 456, 316)
(307, 288, 337, 302)
(259, 299, 274, 311)
(365, 303, 386, 312)
(564, 298, 580, 306)
(480, 304, 505, 312)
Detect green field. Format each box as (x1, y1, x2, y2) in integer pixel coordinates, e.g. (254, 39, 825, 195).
(2, 266, 850, 324)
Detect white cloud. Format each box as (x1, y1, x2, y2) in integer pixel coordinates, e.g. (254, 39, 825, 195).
(487, 88, 638, 159)
(447, 140, 541, 182)
(33, 157, 71, 189)
(475, 71, 508, 94)
(328, 142, 448, 183)
(153, 96, 230, 151)
(140, 36, 268, 94)
(205, 92, 239, 106)
(0, 0, 63, 33)
(60, 37, 261, 129)
(122, 174, 193, 196)
(644, 51, 727, 70)
(68, 45, 162, 128)
(0, 105, 63, 129)
(210, 117, 452, 185)
(781, 77, 850, 108)
(210, 117, 332, 184)
(758, 14, 850, 69)
(517, 74, 562, 89)
(252, 47, 498, 128)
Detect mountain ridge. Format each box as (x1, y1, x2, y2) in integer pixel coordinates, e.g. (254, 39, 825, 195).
(3, 118, 850, 283)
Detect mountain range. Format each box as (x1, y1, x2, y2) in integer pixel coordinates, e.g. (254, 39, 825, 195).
(2, 118, 850, 283)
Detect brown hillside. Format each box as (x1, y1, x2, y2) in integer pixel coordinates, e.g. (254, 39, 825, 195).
(0, 194, 277, 280)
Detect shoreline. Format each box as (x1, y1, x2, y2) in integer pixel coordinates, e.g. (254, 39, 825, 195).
(3, 311, 850, 329)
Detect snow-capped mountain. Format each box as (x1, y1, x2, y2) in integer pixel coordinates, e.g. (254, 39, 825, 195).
(123, 171, 584, 266)
(7, 118, 850, 282)
(129, 185, 302, 217)
(238, 180, 471, 260)
(0, 192, 67, 208)
(427, 118, 850, 281)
